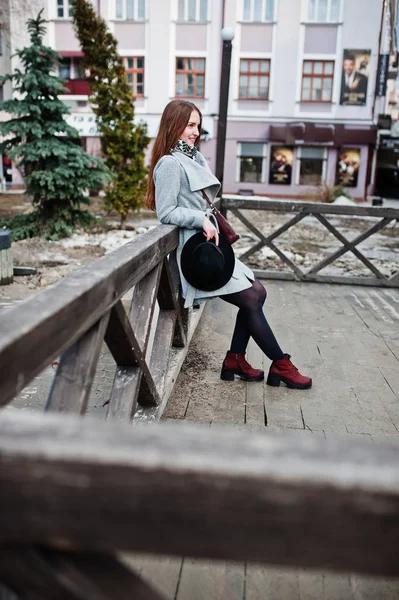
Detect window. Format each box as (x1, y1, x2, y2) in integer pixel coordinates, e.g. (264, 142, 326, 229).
(239, 59, 270, 99)
(115, 0, 145, 20)
(298, 147, 327, 185)
(301, 60, 334, 102)
(243, 0, 274, 22)
(0, 85, 3, 103)
(307, 0, 340, 22)
(176, 58, 205, 98)
(119, 57, 144, 96)
(0, 27, 2, 56)
(58, 58, 85, 80)
(239, 143, 266, 183)
(178, 0, 208, 21)
(57, 0, 73, 18)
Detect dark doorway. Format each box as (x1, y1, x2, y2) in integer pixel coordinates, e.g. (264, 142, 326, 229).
(375, 138, 399, 199)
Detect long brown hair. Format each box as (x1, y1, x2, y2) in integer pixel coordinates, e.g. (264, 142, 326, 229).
(146, 100, 202, 210)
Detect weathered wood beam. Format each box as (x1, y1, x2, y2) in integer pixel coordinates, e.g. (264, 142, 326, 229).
(222, 197, 399, 219)
(0, 226, 178, 407)
(104, 299, 161, 410)
(129, 264, 163, 353)
(46, 313, 111, 415)
(158, 259, 187, 348)
(1, 411, 399, 577)
(0, 545, 166, 600)
(253, 269, 397, 287)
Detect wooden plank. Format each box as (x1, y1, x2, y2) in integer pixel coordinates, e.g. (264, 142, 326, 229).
(104, 299, 161, 409)
(46, 313, 111, 415)
(222, 197, 399, 219)
(138, 310, 176, 406)
(107, 366, 143, 422)
(105, 300, 139, 366)
(252, 270, 398, 287)
(0, 225, 179, 406)
(122, 554, 183, 600)
(129, 264, 162, 352)
(158, 259, 187, 349)
(176, 558, 245, 600)
(0, 545, 166, 600)
(1, 411, 399, 576)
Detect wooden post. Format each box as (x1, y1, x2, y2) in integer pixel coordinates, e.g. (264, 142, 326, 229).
(0, 230, 13, 286)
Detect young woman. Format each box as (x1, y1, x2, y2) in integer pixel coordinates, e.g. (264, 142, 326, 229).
(146, 99, 311, 389)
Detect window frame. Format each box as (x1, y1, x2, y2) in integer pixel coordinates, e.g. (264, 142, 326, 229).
(119, 56, 145, 97)
(242, 0, 275, 23)
(301, 59, 334, 103)
(57, 0, 73, 19)
(238, 58, 271, 100)
(297, 146, 328, 186)
(307, 0, 341, 23)
(115, 0, 146, 21)
(237, 142, 267, 184)
(178, 0, 208, 22)
(175, 57, 206, 99)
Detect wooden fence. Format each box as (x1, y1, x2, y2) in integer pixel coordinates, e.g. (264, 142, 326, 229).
(0, 224, 202, 421)
(1, 219, 399, 597)
(222, 196, 399, 287)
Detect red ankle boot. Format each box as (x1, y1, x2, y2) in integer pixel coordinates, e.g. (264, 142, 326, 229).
(220, 351, 264, 382)
(267, 354, 312, 389)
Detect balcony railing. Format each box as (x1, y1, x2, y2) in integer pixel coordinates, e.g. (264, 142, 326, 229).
(62, 79, 90, 95)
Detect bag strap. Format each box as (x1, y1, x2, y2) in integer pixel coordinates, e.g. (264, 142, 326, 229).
(202, 189, 213, 207)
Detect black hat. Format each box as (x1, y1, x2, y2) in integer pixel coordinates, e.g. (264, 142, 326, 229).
(181, 233, 235, 292)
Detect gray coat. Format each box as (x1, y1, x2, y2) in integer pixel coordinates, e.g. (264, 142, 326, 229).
(154, 150, 254, 308)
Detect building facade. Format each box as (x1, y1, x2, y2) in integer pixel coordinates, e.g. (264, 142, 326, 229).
(1, 0, 398, 199)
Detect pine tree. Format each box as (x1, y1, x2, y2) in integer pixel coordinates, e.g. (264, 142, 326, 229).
(72, 0, 150, 227)
(0, 10, 109, 240)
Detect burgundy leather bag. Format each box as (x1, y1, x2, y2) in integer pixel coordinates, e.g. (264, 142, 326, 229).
(202, 190, 240, 245)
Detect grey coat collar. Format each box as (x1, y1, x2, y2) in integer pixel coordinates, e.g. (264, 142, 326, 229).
(171, 151, 220, 196)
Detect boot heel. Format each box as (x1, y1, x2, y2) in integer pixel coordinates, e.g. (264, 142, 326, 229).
(221, 368, 235, 381)
(267, 372, 281, 387)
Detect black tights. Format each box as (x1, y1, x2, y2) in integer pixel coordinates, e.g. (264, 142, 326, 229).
(221, 279, 285, 361)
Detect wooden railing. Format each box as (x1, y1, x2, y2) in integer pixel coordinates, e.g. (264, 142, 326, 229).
(0, 410, 399, 599)
(222, 196, 399, 287)
(0, 224, 201, 422)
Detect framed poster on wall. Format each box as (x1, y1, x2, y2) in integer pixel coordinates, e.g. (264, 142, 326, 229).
(335, 148, 360, 187)
(269, 146, 294, 184)
(340, 49, 370, 106)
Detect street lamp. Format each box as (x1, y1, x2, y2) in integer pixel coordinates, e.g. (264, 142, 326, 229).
(215, 27, 235, 199)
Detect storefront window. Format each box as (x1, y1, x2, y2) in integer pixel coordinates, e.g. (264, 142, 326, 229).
(298, 146, 327, 185)
(239, 142, 266, 183)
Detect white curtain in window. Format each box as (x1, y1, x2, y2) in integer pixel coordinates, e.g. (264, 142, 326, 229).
(265, 0, 274, 21)
(243, 0, 251, 20)
(188, 0, 196, 20)
(200, 0, 208, 20)
(115, 0, 123, 18)
(126, 0, 134, 19)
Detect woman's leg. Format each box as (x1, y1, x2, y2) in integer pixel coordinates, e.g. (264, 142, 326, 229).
(220, 279, 312, 389)
(222, 279, 284, 361)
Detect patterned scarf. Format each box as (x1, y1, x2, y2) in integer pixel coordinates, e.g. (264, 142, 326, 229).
(172, 139, 198, 159)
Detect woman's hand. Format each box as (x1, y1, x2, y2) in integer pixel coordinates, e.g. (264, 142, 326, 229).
(203, 215, 219, 246)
